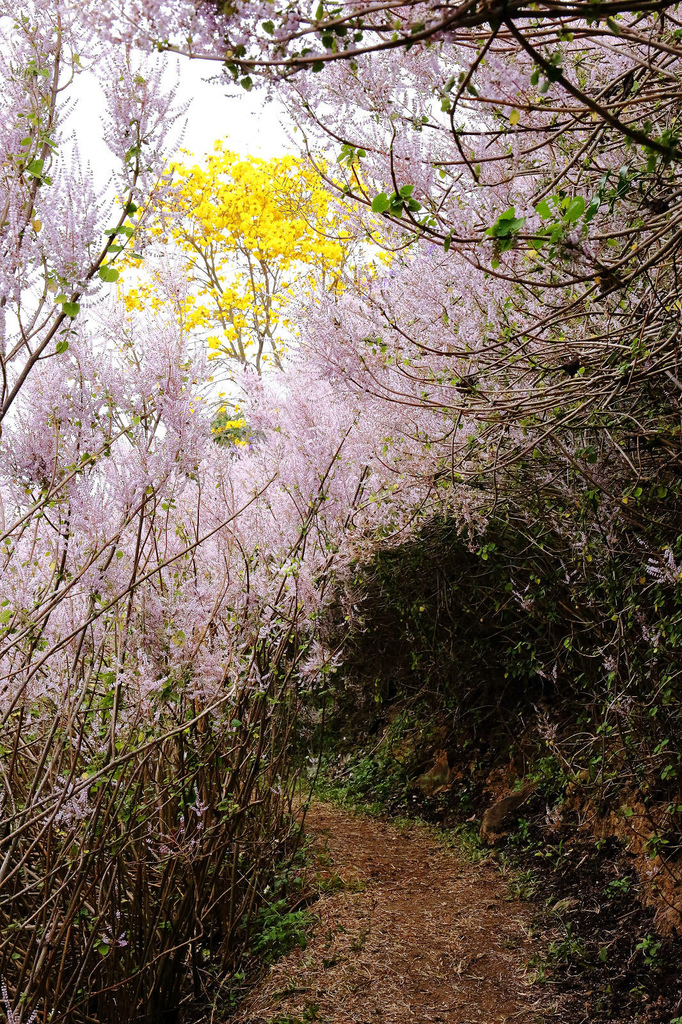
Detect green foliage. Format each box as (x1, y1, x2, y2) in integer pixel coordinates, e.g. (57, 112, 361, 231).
(320, 499, 682, 869)
(545, 923, 587, 967)
(268, 1007, 320, 1024)
(371, 184, 422, 217)
(485, 208, 526, 265)
(506, 869, 539, 901)
(604, 876, 631, 899)
(338, 143, 365, 167)
(315, 742, 412, 814)
(635, 933, 662, 970)
(54, 293, 80, 317)
(252, 900, 314, 960)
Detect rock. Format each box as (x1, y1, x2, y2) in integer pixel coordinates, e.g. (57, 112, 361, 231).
(480, 781, 538, 843)
(415, 750, 453, 796)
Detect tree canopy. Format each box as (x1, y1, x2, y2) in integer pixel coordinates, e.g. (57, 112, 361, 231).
(125, 145, 350, 375)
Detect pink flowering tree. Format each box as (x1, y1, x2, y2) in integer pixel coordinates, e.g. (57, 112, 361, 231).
(92, 0, 682, 507)
(0, 4, 360, 1019)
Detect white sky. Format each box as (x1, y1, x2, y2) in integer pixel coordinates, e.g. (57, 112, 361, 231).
(67, 53, 296, 193)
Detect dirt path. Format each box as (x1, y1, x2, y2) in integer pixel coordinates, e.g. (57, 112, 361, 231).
(238, 803, 546, 1024)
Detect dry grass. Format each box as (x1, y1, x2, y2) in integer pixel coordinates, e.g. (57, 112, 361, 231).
(236, 803, 547, 1024)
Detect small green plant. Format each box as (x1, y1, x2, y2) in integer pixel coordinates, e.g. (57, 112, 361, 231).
(315, 870, 366, 894)
(528, 957, 549, 985)
(507, 816, 532, 847)
(252, 900, 315, 960)
(535, 839, 568, 870)
(530, 756, 568, 798)
(350, 927, 369, 952)
(507, 869, 539, 900)
(449, 821, 488, 862)
(635, 932, 662, 969)
(604, 876, 631, 898)
(537, 922, 586, 970)
(270, 1007, 320, 1024)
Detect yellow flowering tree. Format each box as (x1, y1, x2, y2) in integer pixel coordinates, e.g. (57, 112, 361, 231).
(129, 144, 350, 377)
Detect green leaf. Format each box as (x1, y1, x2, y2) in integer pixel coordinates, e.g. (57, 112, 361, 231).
(26, 158, 44, 178)
(124, 201, 138, 215)
(564, 196, 585, 223)
(55, 340, 69, 354)
(62, 302, 80, 318)
(486, 210, 526, 239)
(535, 199, 552, 220)
(399, 184, 414, 197)
(311, 60, 324, 72)
(262, 19, 274, 33)
(584, 196, 600, 223)
(372, 193, 390, 214)
(98, 266, 119, 283)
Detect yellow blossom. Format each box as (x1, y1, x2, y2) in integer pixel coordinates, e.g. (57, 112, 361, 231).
(125, 143, 351, 376)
